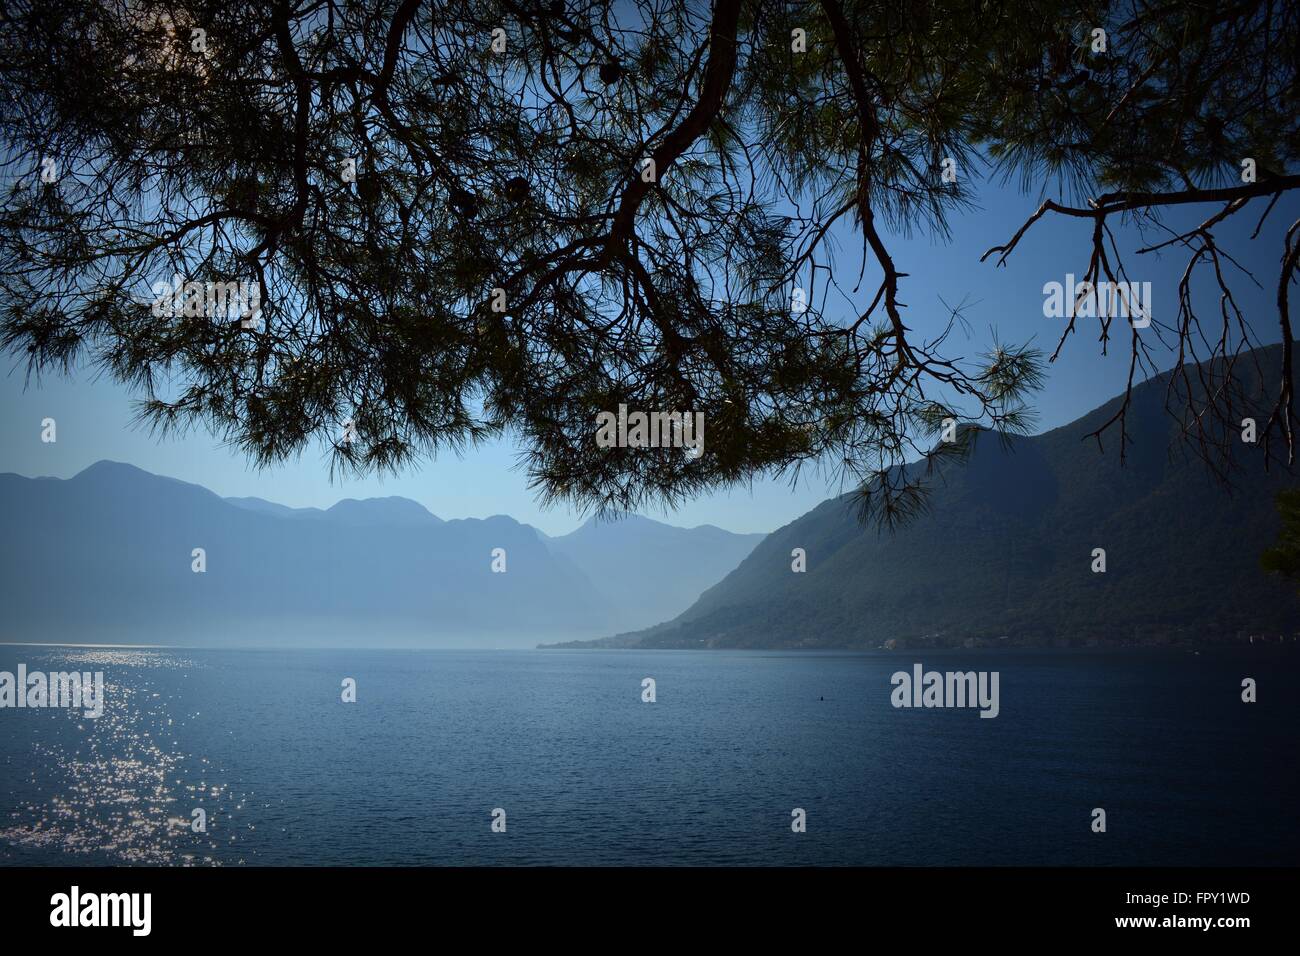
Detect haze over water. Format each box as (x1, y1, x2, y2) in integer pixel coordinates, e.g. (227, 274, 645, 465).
(1, 645, 1294, 866)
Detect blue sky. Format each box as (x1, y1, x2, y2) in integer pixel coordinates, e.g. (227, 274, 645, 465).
(2, 171, 1294, 536)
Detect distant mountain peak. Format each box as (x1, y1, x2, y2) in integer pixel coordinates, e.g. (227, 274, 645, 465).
(323, 496, 442, 526)
(565, 510, 762, 540)
(576, 510, 646, 528)
(75, 459, 149, 479)
(70, 459, 222, 503)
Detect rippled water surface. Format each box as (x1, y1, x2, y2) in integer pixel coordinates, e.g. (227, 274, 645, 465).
(1, 645, 1296, 865)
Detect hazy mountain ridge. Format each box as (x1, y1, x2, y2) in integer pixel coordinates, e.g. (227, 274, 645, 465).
(544, 512, 765, 631)
(0, 463, 763, 646)
(226, 494, 445, 527)
(548, 344, 1300, 650)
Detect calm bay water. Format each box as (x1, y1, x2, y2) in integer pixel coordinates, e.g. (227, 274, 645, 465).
(0, 645, 1295, 866)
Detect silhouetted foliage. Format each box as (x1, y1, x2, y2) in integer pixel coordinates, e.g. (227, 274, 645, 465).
(1261, 487, 1300, 593)
(0, 0, 1296, 522)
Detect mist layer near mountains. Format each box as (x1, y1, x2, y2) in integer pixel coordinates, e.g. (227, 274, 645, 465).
(0, 465, 761, 648)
